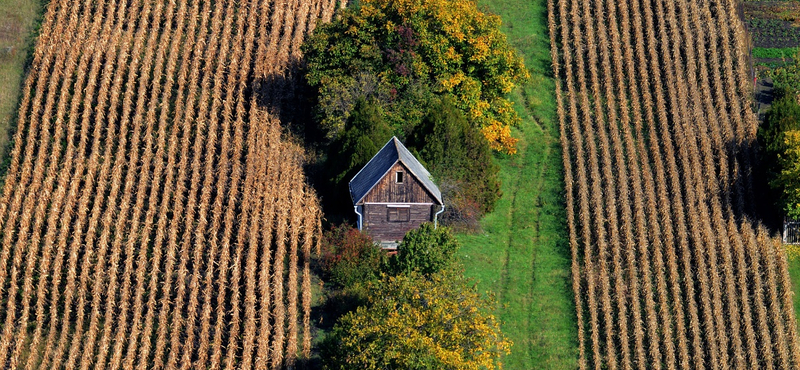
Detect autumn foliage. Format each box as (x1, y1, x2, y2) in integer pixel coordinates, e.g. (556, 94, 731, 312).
(321, 271, 511, 370)
(303, 0, 529, 154)
(759, 62, 800, 219)
(320, 224, 386, 288)
(550, 0, 800, 368)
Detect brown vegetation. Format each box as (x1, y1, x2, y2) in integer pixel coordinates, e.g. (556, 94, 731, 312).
(550, 0, 800, 368)
(0, 0, 329, 368)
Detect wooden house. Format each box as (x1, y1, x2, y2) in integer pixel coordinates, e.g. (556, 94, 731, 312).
(349, 137, 444, 245)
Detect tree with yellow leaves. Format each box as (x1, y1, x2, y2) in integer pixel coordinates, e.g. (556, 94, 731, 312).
(303, 0, 528, 154)
(759, 93, 800, 219)
(321, 270, 511, 370)
(773, 129, 800, 219)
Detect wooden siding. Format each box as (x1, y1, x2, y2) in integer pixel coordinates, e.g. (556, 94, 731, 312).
(363, 203, 434, 242)
(360, 162, 437, 204)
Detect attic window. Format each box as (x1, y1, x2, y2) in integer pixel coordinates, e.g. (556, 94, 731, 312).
(396, 171, 404, 184)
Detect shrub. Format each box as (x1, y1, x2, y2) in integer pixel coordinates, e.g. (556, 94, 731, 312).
(386, 223, 459, 276)
(320, 224, 385, 289)
(436, 180, 484, 231)
(408, 95, 501, 223)
(769, 50, 800, 96)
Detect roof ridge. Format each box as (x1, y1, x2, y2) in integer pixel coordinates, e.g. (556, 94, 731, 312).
(349, 136, 442, 205)
(348, 136, 396, 187)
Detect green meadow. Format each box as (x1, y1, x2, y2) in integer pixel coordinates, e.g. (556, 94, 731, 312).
(457, 0, 579, 368)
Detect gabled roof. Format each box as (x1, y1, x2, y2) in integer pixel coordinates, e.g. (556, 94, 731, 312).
(349, 137, 443, 205)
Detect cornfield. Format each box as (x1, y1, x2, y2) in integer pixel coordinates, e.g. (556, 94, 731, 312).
(0, 0, 335, 368)
(549, 0, 800, 368)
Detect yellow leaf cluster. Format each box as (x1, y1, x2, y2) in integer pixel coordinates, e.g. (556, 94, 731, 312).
(779, 130, 800, 218)
(786, 243, 800, 260)
(482, 122, 518, 155)
(326, 272, 512, 369)
(357, 0, 527, 155)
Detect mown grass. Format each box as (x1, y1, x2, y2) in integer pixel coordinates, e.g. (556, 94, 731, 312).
(456, 0, 578, 368)
(786, 250, 800, 333)
(0, 0, 43, 169)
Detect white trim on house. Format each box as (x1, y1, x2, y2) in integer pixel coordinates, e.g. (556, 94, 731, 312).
(349, 137, 443, 205)
(364, 202, 434, 206)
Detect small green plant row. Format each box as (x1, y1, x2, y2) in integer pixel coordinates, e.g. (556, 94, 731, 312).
(753, 47, 800, 59)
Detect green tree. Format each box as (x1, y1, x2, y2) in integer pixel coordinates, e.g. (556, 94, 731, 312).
(329, 98, 393, 184)
(761, 95, 800, 157)
(774, 129, 800, 219)
(325, 98, 393, 212)
(303, 0, 528, 154)
(409, 95, 501, 219)
(387, 223, 459, 276)
(321, 271, 512, 370)
(759, 93, 800, 219)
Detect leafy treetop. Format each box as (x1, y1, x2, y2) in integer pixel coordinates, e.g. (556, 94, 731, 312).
(303, 0, 529, 154)
(760, 93, 800, 219)
(386, 223, 459, 276)
(321, 271, 512, 370)
(762, 55, 800, 219)
(775, 129, 800, 219)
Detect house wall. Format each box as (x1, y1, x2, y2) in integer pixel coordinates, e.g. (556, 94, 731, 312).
(362, 203, 434, 242)
(360, 162, 437, 204)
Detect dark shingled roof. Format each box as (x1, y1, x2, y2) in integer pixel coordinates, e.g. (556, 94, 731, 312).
(349, 137, 443, 205)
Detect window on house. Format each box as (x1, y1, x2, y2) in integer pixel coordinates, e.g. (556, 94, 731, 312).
(396, 171, 404, 184)
(387, 207, 410, 222)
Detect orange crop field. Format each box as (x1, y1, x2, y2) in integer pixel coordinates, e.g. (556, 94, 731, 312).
(0, 0, 335, 368)
(550, 0, 800, 368)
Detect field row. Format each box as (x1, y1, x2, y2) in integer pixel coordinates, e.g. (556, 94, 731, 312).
(0, 0, 336, 369)
(549, 0, 800, 368)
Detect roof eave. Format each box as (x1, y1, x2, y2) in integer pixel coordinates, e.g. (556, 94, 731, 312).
(396, 158, 443, 205)
(352, 159, 400, 205)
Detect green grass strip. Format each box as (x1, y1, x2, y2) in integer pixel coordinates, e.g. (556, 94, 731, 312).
(753, 47, 799, 59)
(457, 0, 578, 368)
(786, 250, 800, 334)
(0, 0, 46, 176)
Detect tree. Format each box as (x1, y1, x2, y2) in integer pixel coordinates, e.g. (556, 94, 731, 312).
(321, 271, 512, 370)
(772, 129, 800, 219)
(324, 98, 394, 213)
(760, 95, 800, 157)
(328, 98, 393, 184)
(303, 0, 529, 154)
(408, 95, 501, 221)
(387, 223, 459, 276)
(759, 90, 800, 219)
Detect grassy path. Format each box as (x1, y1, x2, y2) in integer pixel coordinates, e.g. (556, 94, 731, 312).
(786, 252, 800, 335)
(457, 0, 578, 368)
(0, 0, 43, 169)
